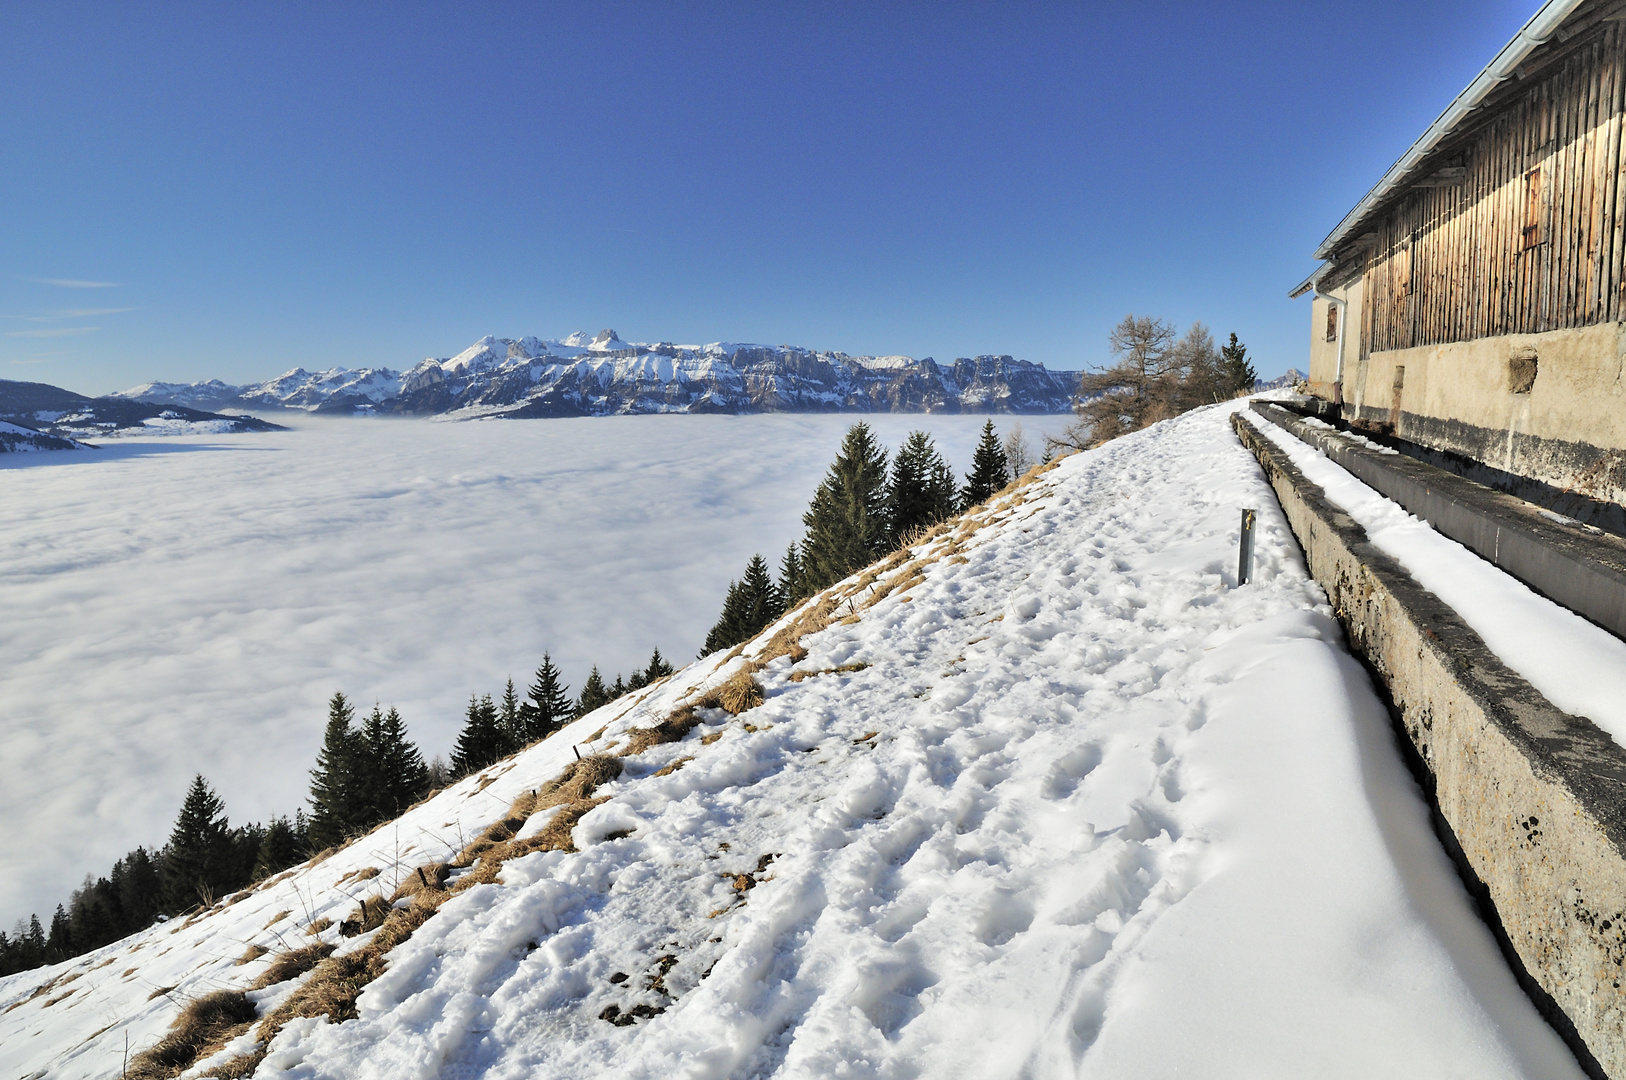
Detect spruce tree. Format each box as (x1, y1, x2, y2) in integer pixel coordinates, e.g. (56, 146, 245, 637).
(778, 543, 805, 605)
(960, 420, 1011, 509)
(521, 655, 573, 740)
(1220, 332, 1257, 397)
(364, 705, 428, 820)
(644, 648, 674, 682)
(253, 816, 303, 880)
(887, 431, 957, 543)
(113, 847, 162, 931)
(610, 673, 628, 698)
(702, 579, 749, 656)
(162, 775, 232, 912)
(576, 665, 612, 718)
(307, 692, 362, 850)
(800, 422, 890, 593)
(451, 693, 504, 776)
(499, 679, 524, 748)
(703, 555, 784, 655)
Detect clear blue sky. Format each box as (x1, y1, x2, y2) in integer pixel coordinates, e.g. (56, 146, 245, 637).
(2, 1, 1538, 395)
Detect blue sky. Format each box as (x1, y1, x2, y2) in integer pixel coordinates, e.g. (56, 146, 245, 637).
(2, 1, 1538, 394)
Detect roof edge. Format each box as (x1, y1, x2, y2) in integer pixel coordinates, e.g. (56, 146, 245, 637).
(1313, 0, 1586, 261)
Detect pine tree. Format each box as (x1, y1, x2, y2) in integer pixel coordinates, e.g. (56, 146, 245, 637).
(703, 555, 784, 655)
(702, 579, 749, 656)
(499, 679, 524, 748)
(46, 905, 71, 961)
(162, 775, 232, 912)
(451, 693, 504, 776)
(801, 422, 890, 593)
(307, 692, 362, 850)
(521, 655, 573, 740)
(363, 705, 428, 820)
(1219, 332, 1256, 397)
(887, 431, 957, 544)
(576, 665, 612, 718)
(253, 816, 303, 880)
(778, 543, 805, 605)
(644, 648, 674, 682)
(960, 420, 1010, 509)
(113, 847, 162, 932)
(610, 673, 628, 698)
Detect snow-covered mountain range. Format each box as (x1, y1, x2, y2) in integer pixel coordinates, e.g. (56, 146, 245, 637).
(111, 331, 1084, 417)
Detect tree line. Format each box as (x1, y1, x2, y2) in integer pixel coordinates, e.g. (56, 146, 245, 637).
(0, 642, 674, 977)
(702, 418, 1026, 655)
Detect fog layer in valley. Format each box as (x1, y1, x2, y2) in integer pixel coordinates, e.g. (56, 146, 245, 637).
(0, 413, 1062, 924)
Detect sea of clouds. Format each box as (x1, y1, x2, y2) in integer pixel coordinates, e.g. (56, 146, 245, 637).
(0, 412, 1066, 926)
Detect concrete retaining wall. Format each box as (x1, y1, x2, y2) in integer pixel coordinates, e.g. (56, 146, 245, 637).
(1234, 410, 1626, 1078)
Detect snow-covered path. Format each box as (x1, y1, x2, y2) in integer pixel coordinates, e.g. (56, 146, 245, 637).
(0, 400, 1583, 1078)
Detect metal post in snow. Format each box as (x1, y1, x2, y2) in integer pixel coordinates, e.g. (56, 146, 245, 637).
(1238, 508, 1257, 586)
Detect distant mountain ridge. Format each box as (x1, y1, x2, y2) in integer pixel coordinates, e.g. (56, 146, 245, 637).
(0, 379, 284, 450)
(111, 331, 1085, 417)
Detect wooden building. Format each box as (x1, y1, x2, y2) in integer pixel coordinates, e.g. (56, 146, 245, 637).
(1295, 0, 1626, 510)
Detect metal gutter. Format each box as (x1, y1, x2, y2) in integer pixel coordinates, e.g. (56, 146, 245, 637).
(1312, 0, 1585, 262)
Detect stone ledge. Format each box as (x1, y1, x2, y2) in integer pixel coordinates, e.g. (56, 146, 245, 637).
(1234, 409, 1626, 1079)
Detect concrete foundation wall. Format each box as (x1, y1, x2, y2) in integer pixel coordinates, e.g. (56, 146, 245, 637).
(1347, 322, 1626, 506)
(1234, 410, 1626, 1079)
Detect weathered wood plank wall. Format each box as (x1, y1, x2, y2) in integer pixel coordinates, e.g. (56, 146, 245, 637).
(1359, 24, 1626, 351)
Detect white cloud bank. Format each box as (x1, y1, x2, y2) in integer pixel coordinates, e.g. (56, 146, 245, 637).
(0, 412, 1063, 924)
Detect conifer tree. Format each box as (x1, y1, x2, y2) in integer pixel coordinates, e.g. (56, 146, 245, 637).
(778, 543, 805, 605)
(499, 679, 524, 748)
(800, 422, 890, 593)
(363, 705, 428, 820)
(451, 693, 504, 776)
(521, 655, 573, 740)
(576, 666, 612, 718)
(162, 775, 232, 912)
(1219, 332, 1256, 397)
(704, 555, 784, 654)
(307, 692, 362, 850)
(887, 431, 957, 543)
(253, 816, 303, 880)
(113, 847, 162, 931)
(644, 648, 674, 682)
(47, 905, 71, 961)
(702, 579, 749, 656)
(610, 673, 628, 698)
(960, 420, 1010, 509)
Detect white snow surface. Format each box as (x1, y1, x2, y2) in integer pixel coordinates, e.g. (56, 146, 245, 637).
(0, 401, 1581, 1078)
(0, 414, 1057, 926)
(1244, 411, 1626, 747)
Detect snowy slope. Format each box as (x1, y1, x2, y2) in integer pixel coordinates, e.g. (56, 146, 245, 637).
(108, 333, 1082, 417)
(0, 400, 1580, 1079)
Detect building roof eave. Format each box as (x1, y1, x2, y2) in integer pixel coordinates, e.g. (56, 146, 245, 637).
(1312, 0, 1587, 262)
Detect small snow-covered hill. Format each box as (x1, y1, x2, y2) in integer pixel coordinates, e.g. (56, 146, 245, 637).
(108, 333, 1081, 418)
(0, 378, 285, 444)
(0, 400, 1580, 1079)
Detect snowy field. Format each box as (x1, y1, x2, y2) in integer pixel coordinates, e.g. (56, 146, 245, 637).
(0, 413, 1062, 928)
(0, 399, 1582, 1079)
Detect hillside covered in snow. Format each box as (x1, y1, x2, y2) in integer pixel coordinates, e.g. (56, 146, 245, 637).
(110, 331, 1083, 418)
(0, 400, 1580, 1079)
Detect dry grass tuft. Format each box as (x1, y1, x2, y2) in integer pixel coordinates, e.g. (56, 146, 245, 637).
(262, 909, 292, 930)
(258, 904, 437, 1037)
(249, 943, 335, 990)
(306, 917, 334, 936)
(235, 943, 268, 966)
(333, 866, 381, 887)
(786, 663, 870, 683)
(653, 756, 693, 777)
(700, 670, 764, 715)
(125, 990, 258, 1080)
(756, 595, 840, 664)
(622, 708, 702, 756)
(388, 862, 450, 905)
